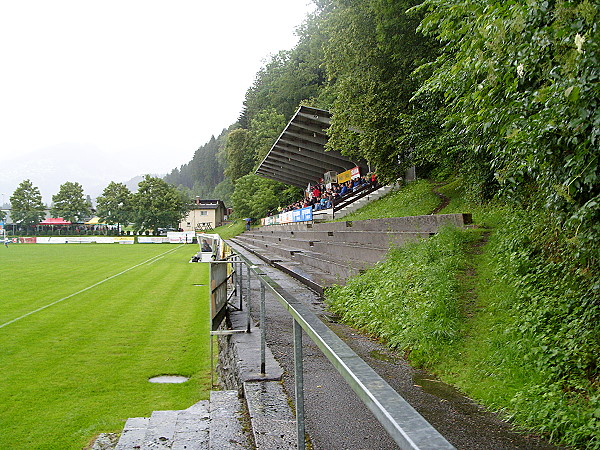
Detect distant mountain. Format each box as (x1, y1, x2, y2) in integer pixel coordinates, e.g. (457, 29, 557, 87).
(1, 143, 163, 204)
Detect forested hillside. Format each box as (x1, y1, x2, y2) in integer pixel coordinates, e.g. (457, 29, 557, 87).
(169, 3, 598, 446)
(166, 0, 597, 261)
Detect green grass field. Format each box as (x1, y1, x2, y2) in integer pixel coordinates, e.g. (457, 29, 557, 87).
(0, 243, 212, 449)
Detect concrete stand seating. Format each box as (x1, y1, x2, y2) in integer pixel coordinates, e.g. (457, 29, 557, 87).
(231, 213, 472, 294)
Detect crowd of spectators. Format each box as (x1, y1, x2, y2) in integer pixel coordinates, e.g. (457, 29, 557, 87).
(273, 173, 378, 215)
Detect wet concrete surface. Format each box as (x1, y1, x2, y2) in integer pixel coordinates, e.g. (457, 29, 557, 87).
(230, 242, 560, 449)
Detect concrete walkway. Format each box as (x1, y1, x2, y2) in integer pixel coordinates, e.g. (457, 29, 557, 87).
(228, 240, 559, 450)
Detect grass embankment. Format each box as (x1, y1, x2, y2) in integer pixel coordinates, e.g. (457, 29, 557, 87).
(212, 219, 246, 240)
(0, 244, 211, 449)
(326, 178, 599, 449)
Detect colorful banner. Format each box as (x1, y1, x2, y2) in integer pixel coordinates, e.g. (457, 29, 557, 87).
(337, 166, 361, 183)
(260, 206, 312, 227)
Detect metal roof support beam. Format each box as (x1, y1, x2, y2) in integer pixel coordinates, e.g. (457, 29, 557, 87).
(256, 170, 308, 187)
(259, 161, 320, 181)
(265, 151, 343, 175)
(284, 130, 329, 147)
(275, 142, 356, 170)
(288, 122, 329, 136)
(297, 110, 331, 126)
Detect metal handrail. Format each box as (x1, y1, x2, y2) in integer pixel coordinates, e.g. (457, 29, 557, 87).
(228, 248, 455, 450)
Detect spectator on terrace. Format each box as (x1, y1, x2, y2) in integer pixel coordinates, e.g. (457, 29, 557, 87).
(311, 185, 321, 199)
(340, 183, 348, 196)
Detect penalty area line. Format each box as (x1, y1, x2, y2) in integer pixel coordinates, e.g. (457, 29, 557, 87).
(0, 245, 185, 330)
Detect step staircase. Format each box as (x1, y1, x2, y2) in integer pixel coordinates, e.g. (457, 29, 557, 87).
(93, 306, 298, 450)
(102, 390, 249, 449)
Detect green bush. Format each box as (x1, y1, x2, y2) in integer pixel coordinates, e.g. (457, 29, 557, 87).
(486, 211, 600, 448)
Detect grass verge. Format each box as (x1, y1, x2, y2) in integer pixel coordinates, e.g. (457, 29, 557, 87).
(336, 179, 440, 221)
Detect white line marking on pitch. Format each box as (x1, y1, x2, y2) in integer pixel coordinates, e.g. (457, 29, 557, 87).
(0, 245, 184, 330)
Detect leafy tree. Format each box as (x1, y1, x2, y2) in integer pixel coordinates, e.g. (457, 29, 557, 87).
(321, 0, 439, 183)
(50, 181, 91, 223)
(243, 11, 328, 124)
(0, 209, 6, 222)
(224, 129, 254, 181)
(250, 107, 286, 165)
(10, 179, 46, 229)
(96, 182, 134, 233)
(230, 174, 282, 219)
(212, 178, 235, 206)
(131, 175, 190, 233)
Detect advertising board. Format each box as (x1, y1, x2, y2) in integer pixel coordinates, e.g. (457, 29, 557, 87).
(337, 166, 361, 184)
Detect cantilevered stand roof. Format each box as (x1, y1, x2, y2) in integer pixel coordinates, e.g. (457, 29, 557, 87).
(255, 106, 368, 188)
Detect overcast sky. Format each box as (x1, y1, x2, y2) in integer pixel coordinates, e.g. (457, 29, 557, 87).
(0, 0, 315, 201)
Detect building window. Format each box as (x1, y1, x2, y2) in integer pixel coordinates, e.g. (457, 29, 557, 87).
(200, 211, 208, 216)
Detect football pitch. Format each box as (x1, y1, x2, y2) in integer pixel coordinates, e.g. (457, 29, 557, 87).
(0, 243, 212, 449)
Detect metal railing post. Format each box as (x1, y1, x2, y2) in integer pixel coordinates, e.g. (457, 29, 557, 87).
(293, 318, 306, 450)
(260, 281, 266, 374)
(232, 257, 238, 299)
(238, 259, 243, 311)
(246, 265, 252, 333)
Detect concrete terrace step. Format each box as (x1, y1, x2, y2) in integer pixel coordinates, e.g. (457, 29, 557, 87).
(232, 237, 368, 282)
(236, 214, 472, 293)
(262, 213, 472, 234)
(113, 391, 248, 450)
(208, 391, 247, 449)
(245, 229, 431, 248)
(229, 238, 343, 293)
(116, 417, 151, 449)
(235, 234, 387, 266)
(244, 382, 296, 449)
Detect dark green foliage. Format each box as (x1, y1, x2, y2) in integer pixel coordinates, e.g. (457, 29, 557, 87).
(163, 129, 229, 199)
(229, 174, 289, 219)
(50, 181, 91, 223)
(96, 182, 134, 231)
(322, 0, 439, 182)
(250, 108, 287, 166)
(243, 12, 328, 124)
(487, 211, 599, 447)
(9, 180, 46, 229)
(224, 128, 255, 181)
